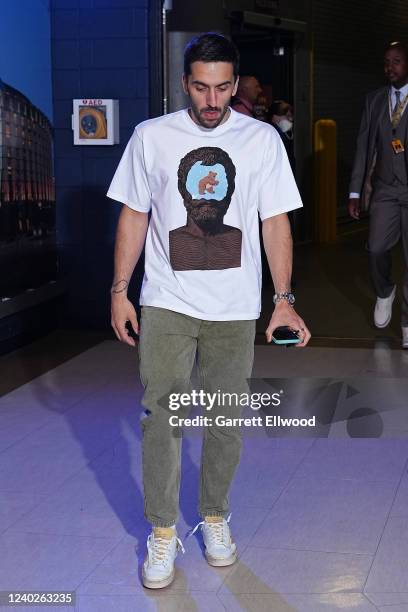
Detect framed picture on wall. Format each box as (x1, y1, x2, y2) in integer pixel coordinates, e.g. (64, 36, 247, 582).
(72, 99, 119, 145)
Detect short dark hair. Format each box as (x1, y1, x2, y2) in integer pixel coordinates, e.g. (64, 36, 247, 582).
(385, 41, 408, 59)
(184, 32, 240, 79)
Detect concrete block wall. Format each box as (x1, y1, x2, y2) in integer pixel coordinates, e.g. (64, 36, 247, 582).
(50, 0, 150, 328)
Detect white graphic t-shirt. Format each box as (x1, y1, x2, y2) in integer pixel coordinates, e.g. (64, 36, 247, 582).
(107, 108, 302, 321)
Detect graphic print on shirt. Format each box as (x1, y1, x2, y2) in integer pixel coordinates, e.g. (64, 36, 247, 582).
(169, 146, 242, 271)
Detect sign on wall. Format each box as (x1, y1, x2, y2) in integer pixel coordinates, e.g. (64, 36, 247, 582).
(72, 99, 119, 145)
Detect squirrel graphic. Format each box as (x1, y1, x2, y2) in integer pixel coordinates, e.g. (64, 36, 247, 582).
(198, 171, 219, 195)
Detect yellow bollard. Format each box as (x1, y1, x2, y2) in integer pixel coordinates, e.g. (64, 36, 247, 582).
(313, 119, 337, 243)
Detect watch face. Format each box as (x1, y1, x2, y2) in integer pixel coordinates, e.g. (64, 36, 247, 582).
(288, 293, 295, 304)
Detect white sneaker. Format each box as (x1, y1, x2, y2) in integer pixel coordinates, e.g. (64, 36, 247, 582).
(374, 285, 396, 328)
(142, 528, 185, 589)
(402, 327, 408, 349)
(188, 513, 237, 567)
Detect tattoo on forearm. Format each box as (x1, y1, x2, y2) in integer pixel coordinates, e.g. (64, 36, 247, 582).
(111, 279, 129, 294)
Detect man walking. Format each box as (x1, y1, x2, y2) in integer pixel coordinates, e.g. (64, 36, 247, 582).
(108, 32, 310, 589)
(349, 41, 408, 347)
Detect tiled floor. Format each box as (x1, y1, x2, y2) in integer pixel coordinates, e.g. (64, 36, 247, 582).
(1, 340, 408, 611)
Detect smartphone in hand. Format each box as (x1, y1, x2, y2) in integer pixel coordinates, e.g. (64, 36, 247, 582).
(271, 326, 301, 345)
(125, 320, 138, 341)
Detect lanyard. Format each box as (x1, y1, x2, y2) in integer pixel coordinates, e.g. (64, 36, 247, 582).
(388, 90, 408, 123)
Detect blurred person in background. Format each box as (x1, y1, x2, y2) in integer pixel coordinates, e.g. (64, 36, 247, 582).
(232, 75, 262, 118)
(268, 100, 295, 170)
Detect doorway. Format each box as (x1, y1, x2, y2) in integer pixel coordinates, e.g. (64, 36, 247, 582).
(229, 11, 311, 242)
(232, 22, 294, 112)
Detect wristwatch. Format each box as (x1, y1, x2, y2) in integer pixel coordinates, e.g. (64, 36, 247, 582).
(273, 291, 295, 306)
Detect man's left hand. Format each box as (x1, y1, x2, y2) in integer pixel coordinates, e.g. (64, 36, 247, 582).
(265, 301, 311, 347)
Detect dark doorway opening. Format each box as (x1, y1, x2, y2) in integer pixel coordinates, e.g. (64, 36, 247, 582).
(231, 19, 299, 285)
(231, 20, 294, 114)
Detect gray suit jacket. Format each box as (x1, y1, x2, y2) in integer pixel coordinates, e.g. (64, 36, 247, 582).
(349, 86, 407, 211)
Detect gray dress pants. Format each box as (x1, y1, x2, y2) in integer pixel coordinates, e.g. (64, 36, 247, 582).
(368, 179, 408, 325)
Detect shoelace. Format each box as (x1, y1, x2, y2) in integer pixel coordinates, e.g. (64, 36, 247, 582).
(147, 533, 185, 566)
(186, 512, 232, 546)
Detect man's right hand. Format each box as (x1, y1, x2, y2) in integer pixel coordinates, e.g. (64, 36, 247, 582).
(348, 197, 361, 220)
(111, 294, 139, 347)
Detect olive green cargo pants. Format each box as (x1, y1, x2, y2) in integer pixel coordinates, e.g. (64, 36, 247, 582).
(138, 306, 256, 527)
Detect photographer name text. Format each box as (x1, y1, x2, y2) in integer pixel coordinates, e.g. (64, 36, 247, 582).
(169, 415, 316, 427)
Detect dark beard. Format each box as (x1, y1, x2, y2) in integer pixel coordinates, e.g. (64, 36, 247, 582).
(189, 103, 231, 129)
(186, 200, 229, 234)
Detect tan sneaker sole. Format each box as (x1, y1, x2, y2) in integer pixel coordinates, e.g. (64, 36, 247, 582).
(205, 548, 238, 567)
(142, 564, 175, 589)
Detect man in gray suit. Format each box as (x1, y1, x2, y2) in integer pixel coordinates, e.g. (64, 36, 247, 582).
(349, 41, 408, 348)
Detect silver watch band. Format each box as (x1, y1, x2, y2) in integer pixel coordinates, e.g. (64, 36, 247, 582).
(273, 292, 295, 305)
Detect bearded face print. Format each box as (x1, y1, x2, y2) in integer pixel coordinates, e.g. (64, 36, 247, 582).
(169, 147, 242, 271)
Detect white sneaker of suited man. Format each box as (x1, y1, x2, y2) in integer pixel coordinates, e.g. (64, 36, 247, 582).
(374, 285, 396, 328)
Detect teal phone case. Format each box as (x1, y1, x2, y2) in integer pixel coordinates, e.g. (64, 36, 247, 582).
(272, 336, 300, 345)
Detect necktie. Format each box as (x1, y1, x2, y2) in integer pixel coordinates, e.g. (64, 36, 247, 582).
(393, 90, 401, 113)
(392, 90, 402, 128)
